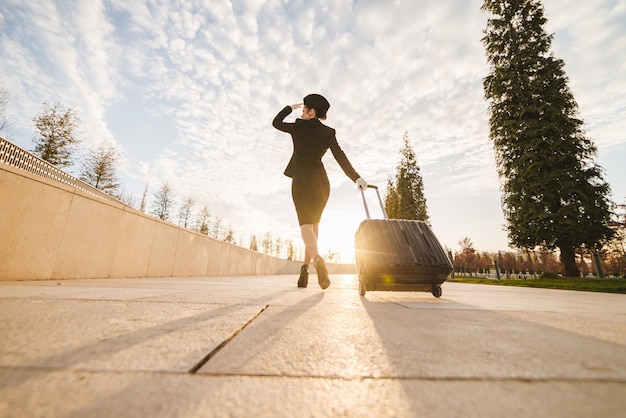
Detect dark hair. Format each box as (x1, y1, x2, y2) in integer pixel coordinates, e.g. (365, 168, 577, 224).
(303, 94, 330, 119)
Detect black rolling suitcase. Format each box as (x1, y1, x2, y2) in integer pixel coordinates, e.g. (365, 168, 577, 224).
(354, 185, 453, 297)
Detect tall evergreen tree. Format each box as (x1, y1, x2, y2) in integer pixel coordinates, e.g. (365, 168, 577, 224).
(249, 235, 258, 251)
(79, 142, 120, 194)
(384, 131, 429, 222)
(482, 0, 613, 277)
(32, 101, 81, 167)
(139, 183, 149, 212)
(384, 178, 399, 218)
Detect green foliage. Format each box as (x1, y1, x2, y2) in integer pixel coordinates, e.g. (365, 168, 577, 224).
(450, 276, 626, 294)
(384, 131, 429, 222)
(539, 271, 559, 280)
(384, 178, 399, 219)
(32, 101, 81, 167)
(481, 0, 614, 277)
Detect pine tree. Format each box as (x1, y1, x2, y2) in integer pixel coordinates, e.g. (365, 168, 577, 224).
(139, 183, 149, 212)
(482, 0, 613, 277)
(223, 227, 235, 244)
(249, 235, 258, 251)
(32, 101, 81, 167)
(384, 131, 429, 222)
(79, 142, 120, 194)
(384, 178, 399, 218)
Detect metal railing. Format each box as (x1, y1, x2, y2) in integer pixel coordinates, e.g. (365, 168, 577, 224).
(0, 136, 120, 203)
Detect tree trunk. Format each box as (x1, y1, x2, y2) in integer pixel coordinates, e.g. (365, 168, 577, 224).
(559, 246, 580, 277)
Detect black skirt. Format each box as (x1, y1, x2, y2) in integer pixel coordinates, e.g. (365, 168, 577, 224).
(291, 170, 330, 226)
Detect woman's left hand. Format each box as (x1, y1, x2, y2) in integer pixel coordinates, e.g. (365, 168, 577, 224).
(290, 103, 303, 110)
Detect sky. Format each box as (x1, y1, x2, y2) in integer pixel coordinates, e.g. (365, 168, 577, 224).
(1, 0, 625, 263)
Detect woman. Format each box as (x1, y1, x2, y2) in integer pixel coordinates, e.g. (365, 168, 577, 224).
(272, 94, 368, 289)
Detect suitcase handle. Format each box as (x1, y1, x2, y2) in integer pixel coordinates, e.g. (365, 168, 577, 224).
(360, 185, 389, 220)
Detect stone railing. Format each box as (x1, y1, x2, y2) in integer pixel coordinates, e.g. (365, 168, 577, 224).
(0, 136, 119, 203)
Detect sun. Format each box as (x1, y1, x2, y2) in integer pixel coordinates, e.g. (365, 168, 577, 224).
(317, 212, 362, 264)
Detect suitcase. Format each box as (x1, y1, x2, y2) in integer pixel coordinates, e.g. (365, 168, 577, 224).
(354, 185, 453, 297)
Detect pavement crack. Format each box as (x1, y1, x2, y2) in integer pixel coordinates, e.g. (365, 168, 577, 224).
(187, 304, 269, 374)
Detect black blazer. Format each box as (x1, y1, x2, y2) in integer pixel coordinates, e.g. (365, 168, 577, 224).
(272, 106, 360, 182)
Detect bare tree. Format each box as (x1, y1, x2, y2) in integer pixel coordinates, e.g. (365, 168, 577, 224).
(151, 181, 175, 221)
(32, 101, 81, 167)
(118, 187, 139, 208)
(196, 206, 211, 235)
(285, 239, 294, 260)
(455, 237, 479, 276)
(326, 250, 340, 264)
(500, 252, 517, 279)
(261, 232, 273, 255)
(80, 142, 120, 194)
(274, 237, 283, 258)
(211, 216, 224, 239)
(177, 195, 195, 228)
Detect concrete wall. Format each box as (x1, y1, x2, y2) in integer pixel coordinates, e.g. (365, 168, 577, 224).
(0, 163, 304, 281)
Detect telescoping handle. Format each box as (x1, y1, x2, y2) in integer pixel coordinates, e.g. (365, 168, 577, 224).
(360, 185, 389, 220)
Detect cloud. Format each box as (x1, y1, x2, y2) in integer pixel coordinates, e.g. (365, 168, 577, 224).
(544, 0, 626, 148)
(1, 0, 624, 257)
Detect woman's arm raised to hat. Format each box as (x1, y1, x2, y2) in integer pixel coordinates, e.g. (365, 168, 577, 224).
(272, 105, 295, 133)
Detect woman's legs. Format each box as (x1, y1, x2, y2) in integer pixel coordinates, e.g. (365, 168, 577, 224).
(298, 223, 320, 288)
(301, 222, 329, 289)
(301, 223, 320, 264)
(292, 173, 330, 288)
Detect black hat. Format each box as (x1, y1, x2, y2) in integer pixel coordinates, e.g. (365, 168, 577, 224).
(303, 94, 330, 119)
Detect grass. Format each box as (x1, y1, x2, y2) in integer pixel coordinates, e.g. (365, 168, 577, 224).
(449, 275, 626, 294)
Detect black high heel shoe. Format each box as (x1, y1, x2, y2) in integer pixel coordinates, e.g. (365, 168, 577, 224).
(314, 255, 330, 289)
(297, 264, 308, 288)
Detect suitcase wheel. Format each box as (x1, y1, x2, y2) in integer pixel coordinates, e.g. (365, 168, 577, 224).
(432, 285, 442, 298)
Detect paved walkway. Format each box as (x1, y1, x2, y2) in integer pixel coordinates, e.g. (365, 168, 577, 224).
(1, 275, 625, 417)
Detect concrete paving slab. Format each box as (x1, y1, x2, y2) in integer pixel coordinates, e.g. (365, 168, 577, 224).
(199, 292, 626, 381)
(1, 275, 625, 417)
(0, 298, 265, 373)
(1, 369, 625, 418)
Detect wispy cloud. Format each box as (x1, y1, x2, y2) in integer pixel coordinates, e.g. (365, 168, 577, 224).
(1, 0, 624, 258)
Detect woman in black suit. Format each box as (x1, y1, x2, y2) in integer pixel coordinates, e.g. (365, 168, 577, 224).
(273, 94, 368, 289)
